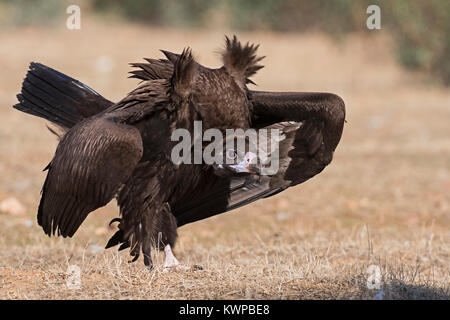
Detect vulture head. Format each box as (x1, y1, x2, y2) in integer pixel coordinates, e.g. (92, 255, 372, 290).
(213, 149, 262, 176)
(212, 133, 264, 177)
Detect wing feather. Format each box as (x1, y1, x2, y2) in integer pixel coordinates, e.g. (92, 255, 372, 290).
(38, 117, 143, 237)
(173, 91, 345, 227)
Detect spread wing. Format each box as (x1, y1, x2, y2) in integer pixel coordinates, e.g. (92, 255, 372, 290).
(172, 91, 345, 227)
(39, 117, 143, 237)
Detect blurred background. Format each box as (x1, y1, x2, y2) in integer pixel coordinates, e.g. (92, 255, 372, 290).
(1, 0, 449, 84)
(0, 0, 448, 299)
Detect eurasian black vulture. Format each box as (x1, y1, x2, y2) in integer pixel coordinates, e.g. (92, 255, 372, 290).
(13, 36, 345, 269)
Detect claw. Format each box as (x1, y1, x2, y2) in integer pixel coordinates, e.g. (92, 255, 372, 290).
(129, 253, 140, 263)
(108, 218, 121, 226)
(143, 254, 153, 270)
(118, 241, 130, 251)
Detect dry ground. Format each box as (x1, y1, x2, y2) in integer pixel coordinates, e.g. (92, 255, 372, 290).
(0, 20, 449, 299)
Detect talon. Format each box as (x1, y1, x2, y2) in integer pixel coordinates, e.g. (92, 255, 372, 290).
(128, 253, 140, 263)
(109, 218, 121, 226)
(143, 254, 153, 269)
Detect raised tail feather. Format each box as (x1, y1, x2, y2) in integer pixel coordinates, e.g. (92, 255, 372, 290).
(14, 62, 113, 129)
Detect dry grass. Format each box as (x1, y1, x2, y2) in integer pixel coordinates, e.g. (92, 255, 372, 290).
(0, 20, 449, 299)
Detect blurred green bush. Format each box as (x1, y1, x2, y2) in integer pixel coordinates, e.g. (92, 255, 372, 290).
(1, 0, 449, 85)
(0, 0, 63, 27)
(92, 0, 219, 28)
(385, 0, 450, 85)
(225, 0, 450, 85)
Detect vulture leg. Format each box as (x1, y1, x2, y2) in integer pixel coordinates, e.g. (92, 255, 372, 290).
(162, 244, 189, 271)
(162, 244, 181, 269)
(142, 239, 153, 270)
(139, 202, 179, 270)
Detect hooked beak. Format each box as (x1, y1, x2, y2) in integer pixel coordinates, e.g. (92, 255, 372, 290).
(228, 161, 262, 175)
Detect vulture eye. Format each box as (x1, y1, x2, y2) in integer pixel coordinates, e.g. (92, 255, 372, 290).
(226, 149, 237, 160)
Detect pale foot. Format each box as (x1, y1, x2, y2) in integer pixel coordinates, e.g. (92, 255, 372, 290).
(162, 244, 189, 271)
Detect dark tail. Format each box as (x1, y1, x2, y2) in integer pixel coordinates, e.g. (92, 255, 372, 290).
(14, 62, 113, 129)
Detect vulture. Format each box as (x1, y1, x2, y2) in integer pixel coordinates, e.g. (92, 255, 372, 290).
(13, 36, 345, 269)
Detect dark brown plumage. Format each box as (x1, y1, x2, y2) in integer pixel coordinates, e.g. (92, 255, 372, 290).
(13, 36, 345, 268)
